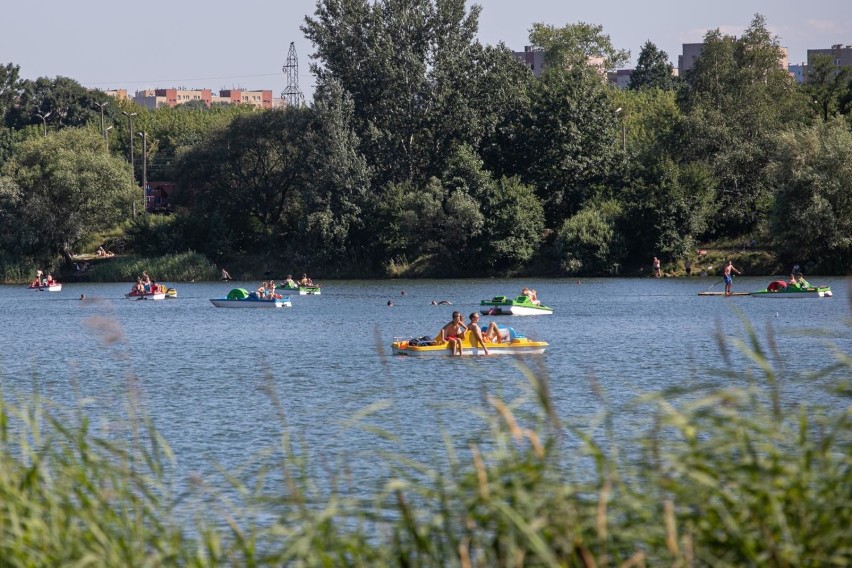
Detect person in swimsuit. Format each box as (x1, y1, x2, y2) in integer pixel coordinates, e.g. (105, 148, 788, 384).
(468, 313, 503, 354)
(653, 257, 661, 278)
(439, 311, 467, 356)
(723, 260, 741, 296)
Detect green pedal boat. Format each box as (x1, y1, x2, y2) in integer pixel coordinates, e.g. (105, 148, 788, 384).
(479, 295, 553, 316)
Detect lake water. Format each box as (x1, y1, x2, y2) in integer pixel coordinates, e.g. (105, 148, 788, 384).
(1, 276, 849, 493)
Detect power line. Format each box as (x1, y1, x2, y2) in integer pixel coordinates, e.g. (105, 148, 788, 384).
(83, 72, 309, 87)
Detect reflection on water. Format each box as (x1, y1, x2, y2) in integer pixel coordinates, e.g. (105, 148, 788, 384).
(1, 277, 848, 490)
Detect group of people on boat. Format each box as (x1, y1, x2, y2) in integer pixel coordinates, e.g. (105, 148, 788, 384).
(131, 271, 165, 295)
(788, 273, 811, 290)
(279, 274, 315, 289)
(521, 287, 539, 304)
(31, 270, 57, 288)
(438, 311, 504, 356)
(256, 281, 284, 300)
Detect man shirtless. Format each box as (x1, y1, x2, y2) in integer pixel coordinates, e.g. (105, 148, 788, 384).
(439, 311, 467, 356)
(467, 313, 503, 355)
(723, 260, 742, 296)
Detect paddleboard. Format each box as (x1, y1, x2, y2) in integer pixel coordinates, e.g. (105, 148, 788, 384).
(697, 292, 749, 296)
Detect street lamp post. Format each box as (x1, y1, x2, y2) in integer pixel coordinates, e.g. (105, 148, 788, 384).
(104, 125, 113, 146)
(94, 101, 108, 138)
(138, 131, 148, 214)
(614, 107, 626, 151)
(34, 111, 51, 137)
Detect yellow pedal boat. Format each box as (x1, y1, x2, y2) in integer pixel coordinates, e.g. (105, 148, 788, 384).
(391, 326, 548, 356)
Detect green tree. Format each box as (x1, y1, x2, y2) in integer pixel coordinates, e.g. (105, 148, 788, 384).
(555, 200, 626, 275)
(173, 108, 314, 252)
(621, 157, 717, 264)
(516, 66, 621, 226)
(0, 62, 22, 122)
(442, 144, 544, 272)
(0, 128, 136, 260)
(303, 0, 494, 187)
(5, 76, 105, 133)
(628, 41, 675, 91)
(299, 79, 372, 267)
(528, 21, 629, 72)
(304, 0, 435, 185)
(769, 119, 852, 272)
(676, 14, 807, 237)
(612, 87, 681, 161)
(805, 54, 850, 121)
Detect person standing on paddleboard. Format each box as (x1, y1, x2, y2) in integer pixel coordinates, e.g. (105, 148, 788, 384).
(723, 260, 742, 296)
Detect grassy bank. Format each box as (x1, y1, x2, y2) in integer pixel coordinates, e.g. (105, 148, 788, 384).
(65, 251, 218, 283)
(0, 315, 848, 565)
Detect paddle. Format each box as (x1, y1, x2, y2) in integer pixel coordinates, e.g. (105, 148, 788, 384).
(704, 279, 724, 291)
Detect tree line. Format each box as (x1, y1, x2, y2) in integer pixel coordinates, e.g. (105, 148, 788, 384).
(1, 4, 850, 277)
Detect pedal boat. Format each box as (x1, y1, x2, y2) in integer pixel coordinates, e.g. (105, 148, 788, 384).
(392, 326, 547, 356)
(480, 295, 553, 316)
(126, 284, 171, 300)
(280, 283, 321, 295)
(210, 288, 292, 308)
(750, 280, 832, 298)
(29, 281, 62, 292)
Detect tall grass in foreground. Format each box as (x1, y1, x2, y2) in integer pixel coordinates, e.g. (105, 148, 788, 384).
(0, 316, 849, 565)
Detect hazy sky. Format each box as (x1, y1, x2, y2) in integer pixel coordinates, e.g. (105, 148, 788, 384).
(2, 0, 849, 100)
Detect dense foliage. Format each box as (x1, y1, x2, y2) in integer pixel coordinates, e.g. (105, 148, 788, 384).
(0, 7, 850, 277)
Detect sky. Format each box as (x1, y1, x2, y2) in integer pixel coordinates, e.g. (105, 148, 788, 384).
(2, 0, 849, 101)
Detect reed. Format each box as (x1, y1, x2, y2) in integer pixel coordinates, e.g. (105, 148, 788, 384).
(85, 251, 219, 282)
(0, 317, 848, 565)
(0, 256, 36, 284)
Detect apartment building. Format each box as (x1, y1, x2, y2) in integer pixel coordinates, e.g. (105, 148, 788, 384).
(607, 69, 633, 89)
(512, 46, 608, 80)
(513, 46, 546, 77)
(131, 88, 273, 110)
(213, 89, 273, 108)
(807, 44, 852, 67)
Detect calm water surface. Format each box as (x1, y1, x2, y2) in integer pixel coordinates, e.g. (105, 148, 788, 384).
(1, 276, 849, 489)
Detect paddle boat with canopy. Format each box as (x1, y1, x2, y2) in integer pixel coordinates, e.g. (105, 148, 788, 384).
(479, 295, 553, 316)
(210, 288, 292, 308)
(392, 325, 548, 356)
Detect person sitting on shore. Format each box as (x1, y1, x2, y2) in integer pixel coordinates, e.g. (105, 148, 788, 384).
(96, 246, 114, 257)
